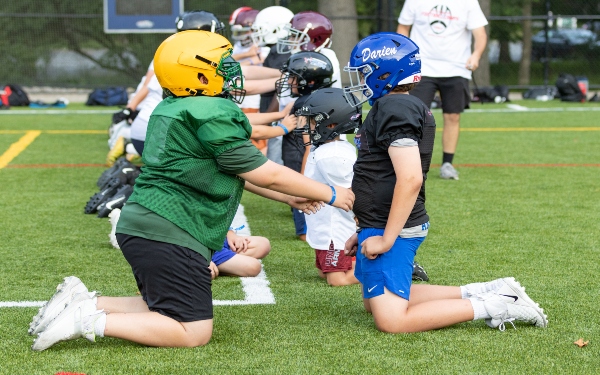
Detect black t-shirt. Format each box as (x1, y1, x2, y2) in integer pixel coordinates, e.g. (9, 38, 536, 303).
(259, 45, 291, 113)
(352, 94, 436, 229)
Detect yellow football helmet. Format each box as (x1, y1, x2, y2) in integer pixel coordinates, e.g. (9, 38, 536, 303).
(153, 30, 244, 101)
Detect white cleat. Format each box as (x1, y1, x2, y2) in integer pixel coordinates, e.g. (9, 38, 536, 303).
(31, 292, 101, 351)
(29, 276, 89, 335)
(480, 279, 548, 330)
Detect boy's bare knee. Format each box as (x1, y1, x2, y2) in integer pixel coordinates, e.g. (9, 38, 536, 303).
(374, 317, 414, 334)
(247, 262, 262, 276)
(182, 333, 211, 347)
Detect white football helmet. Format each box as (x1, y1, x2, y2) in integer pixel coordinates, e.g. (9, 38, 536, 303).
(250, 6, 294, 46)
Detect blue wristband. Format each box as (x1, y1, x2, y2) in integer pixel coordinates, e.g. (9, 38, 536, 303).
(328, 185, 337, 205)
(277, 123, 289, 135)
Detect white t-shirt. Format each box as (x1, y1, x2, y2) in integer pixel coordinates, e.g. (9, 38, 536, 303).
(304, 140, 356, 250)
(232, 42, 270, 109)
(131, 60, 164, 142)
(398, 0, 488, 79)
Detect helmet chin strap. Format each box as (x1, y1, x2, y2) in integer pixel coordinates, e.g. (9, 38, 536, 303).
(378, 68, 406, 99)
(315, 38, 331, 52)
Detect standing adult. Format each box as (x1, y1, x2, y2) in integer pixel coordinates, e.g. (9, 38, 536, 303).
(397, 0, 488, 180)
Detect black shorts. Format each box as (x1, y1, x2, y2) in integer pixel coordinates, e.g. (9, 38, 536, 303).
(409, 76, 470, 114)
(116, 233, 213, 322)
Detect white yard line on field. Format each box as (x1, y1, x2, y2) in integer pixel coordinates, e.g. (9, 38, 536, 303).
(1, 266, 276, 308)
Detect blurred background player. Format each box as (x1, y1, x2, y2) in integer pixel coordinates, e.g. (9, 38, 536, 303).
(229, 7, 271, 155)
(250, 6, 294, 165)
(276, 10, 341, 90)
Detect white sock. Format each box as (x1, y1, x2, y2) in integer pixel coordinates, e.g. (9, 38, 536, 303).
(469, 298, 491, 320)
(93, 311, 107, 338)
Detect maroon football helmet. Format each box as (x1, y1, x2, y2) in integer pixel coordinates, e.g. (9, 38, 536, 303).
(229, 7, 259, 47)
(277, 11, 333, 54)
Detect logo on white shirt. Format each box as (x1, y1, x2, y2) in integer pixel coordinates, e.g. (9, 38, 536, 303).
(423, 5, 458, 34)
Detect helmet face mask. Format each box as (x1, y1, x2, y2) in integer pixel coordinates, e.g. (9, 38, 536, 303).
(343, 64, 375, 107)
(277, 24, 312, 54)
(294, 88, 362, 148)
(231, 25, 254, 47)
(343, 32, 421, 107)
(277, 11, 333, 54)
(229, 8, 259, 47)
(217, 53, 245, 104)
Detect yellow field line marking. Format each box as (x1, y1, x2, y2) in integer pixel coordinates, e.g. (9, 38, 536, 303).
(0, 131, 41, 169)
(0, 130, 106, 134)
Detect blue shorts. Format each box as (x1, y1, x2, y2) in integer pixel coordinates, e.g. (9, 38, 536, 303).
(211, 240, 236, 266)
(355, 228, 425, 300)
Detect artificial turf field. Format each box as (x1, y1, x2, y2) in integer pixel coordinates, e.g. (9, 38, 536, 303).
(0, 100, 599, 374)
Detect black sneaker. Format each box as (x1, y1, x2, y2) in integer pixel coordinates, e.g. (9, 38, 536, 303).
(98, 163, 139, 191)
(412, 261, 429, 282)
(96, 157, 130, 188)
(97, 184, 133, 218)
(84, 177, 122, 214)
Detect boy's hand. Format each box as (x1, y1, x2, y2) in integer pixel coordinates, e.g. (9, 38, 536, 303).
(344, 233, 358, 256)
(281, 100, 295, 115)
(289, 197, 324, 214)
(281, 114, 298, 133)
(330, 186, 355, 212)
(360, 235, 392, 259)
(209, 261, 219, 280)
(227, 233, 249, 253)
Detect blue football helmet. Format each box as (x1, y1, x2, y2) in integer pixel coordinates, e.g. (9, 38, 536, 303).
(343, 32, 421, 106)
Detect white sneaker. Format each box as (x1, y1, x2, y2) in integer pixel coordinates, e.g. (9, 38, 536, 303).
(31, 293, 102, 351)
(480, 282, 548, 330)
(29, 276, 89, 335)
(440, 162, 459, 180)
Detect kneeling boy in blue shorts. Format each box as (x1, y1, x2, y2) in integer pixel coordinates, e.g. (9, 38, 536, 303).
(343, 32, 548, 333)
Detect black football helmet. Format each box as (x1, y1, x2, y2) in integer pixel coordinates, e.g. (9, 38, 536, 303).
(275, 51, 334, 98)
(294, 88, 362, 147)
(176, 10, 225, 34)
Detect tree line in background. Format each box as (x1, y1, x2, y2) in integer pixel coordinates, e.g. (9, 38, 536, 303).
(0, 0, 599, 87)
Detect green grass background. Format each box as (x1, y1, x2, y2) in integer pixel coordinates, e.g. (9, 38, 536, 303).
(0, 101, 599, 374)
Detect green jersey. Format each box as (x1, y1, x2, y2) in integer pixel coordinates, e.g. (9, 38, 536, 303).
(116, 96, 267, 260)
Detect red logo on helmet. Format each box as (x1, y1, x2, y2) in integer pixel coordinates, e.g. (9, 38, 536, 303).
(413, 75, 422, 83)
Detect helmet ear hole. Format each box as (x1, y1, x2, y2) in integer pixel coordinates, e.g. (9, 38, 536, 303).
(198, 73, 209, 85)
(378, 72, 390, 80)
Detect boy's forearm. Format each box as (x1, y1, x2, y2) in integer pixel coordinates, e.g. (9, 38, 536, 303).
(240, 161, 333, 202)
(244, 181, 293, 205)
(383, 180, 421, 245)
(383, 146, 423, 246)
